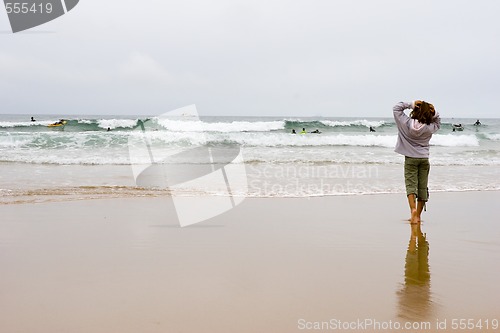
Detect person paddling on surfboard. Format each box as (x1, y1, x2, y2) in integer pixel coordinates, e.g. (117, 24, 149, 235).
(49, 119, 67, 127)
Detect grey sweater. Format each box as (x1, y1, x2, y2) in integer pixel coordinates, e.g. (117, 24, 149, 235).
(393, 101, 441, 158)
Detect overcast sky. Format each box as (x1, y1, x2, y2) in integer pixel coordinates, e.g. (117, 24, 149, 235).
(1, 0, 499, 117)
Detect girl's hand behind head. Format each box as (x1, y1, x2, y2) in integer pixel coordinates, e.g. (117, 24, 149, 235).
(427, 103, 435, 114)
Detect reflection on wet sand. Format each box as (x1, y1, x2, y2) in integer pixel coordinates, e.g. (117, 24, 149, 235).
(397, 222, 434, 321)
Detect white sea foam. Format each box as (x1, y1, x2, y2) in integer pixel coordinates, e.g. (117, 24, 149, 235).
(0, 133, 35, 148)
(97, 119, 138, 129)
(127, 130, 210, 146)
(229, 133, 397, 148)
(320, 119, 386, 128)
(130, 131, 398, 148)
(484, 133, 500, 141)
(203, 132, 478, 148)
(0, 121, 28, 128)
(430, 134, 479, 147)
(0, 153, 132, 165)
(0, 120, 54, 127)
(156, 118, 285, 132)
(0, 135, 16, 148)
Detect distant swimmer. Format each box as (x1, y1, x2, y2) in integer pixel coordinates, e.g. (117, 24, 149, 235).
(311, 129, 321, 134)
(291, 129, 296, 134)
(300, 128, 307, 134)
(30, 117, 36, 122)
(369, 126, 376, 132)
(474, 119, 481, 126)
(452, 123, 463, 132)
(107, 127, 111, 132)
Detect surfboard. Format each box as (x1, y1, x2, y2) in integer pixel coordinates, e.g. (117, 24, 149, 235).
(48, 120, 67, 127)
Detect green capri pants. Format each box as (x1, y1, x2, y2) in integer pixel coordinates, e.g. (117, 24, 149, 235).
(404, 156, 430, 202)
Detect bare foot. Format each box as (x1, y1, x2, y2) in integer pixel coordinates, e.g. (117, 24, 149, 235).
(410, 208, 419, 224)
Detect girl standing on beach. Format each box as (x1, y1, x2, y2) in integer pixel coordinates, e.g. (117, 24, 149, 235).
(393, 100, 441, 224)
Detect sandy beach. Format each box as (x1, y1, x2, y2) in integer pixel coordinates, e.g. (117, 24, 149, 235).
(0, 191, 499, 332)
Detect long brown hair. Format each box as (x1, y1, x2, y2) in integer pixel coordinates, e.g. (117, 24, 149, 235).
(410, 101, 435, 125)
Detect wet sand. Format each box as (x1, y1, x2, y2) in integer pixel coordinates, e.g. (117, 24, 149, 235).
(0, 192, 499, 332)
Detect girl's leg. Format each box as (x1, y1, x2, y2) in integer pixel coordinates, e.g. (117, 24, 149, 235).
(416, 200, 425, 223)
(404, 157, 419, 222)
(407, 193, 419, 224)
(415, 159, 430, 222)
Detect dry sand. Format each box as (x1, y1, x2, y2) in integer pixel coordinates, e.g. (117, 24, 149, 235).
(1, 191, 499, 332)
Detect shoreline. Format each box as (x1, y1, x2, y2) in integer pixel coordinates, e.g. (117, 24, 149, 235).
(1, 185, 499, 205)
(2, 160, 500, 205)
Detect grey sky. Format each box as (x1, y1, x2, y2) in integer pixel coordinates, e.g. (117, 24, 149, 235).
(1, 0, 499, 117)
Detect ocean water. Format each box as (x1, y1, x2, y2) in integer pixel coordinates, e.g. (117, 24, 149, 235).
(1, 114, 499, 203)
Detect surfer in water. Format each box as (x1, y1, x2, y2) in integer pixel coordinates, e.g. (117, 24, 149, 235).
(474, 119, 481, 126)
(393, 100, 441, 224)
(300, 128, 307, 134)
(31, 117, 36, 122)
(369, 126, 376, 132)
